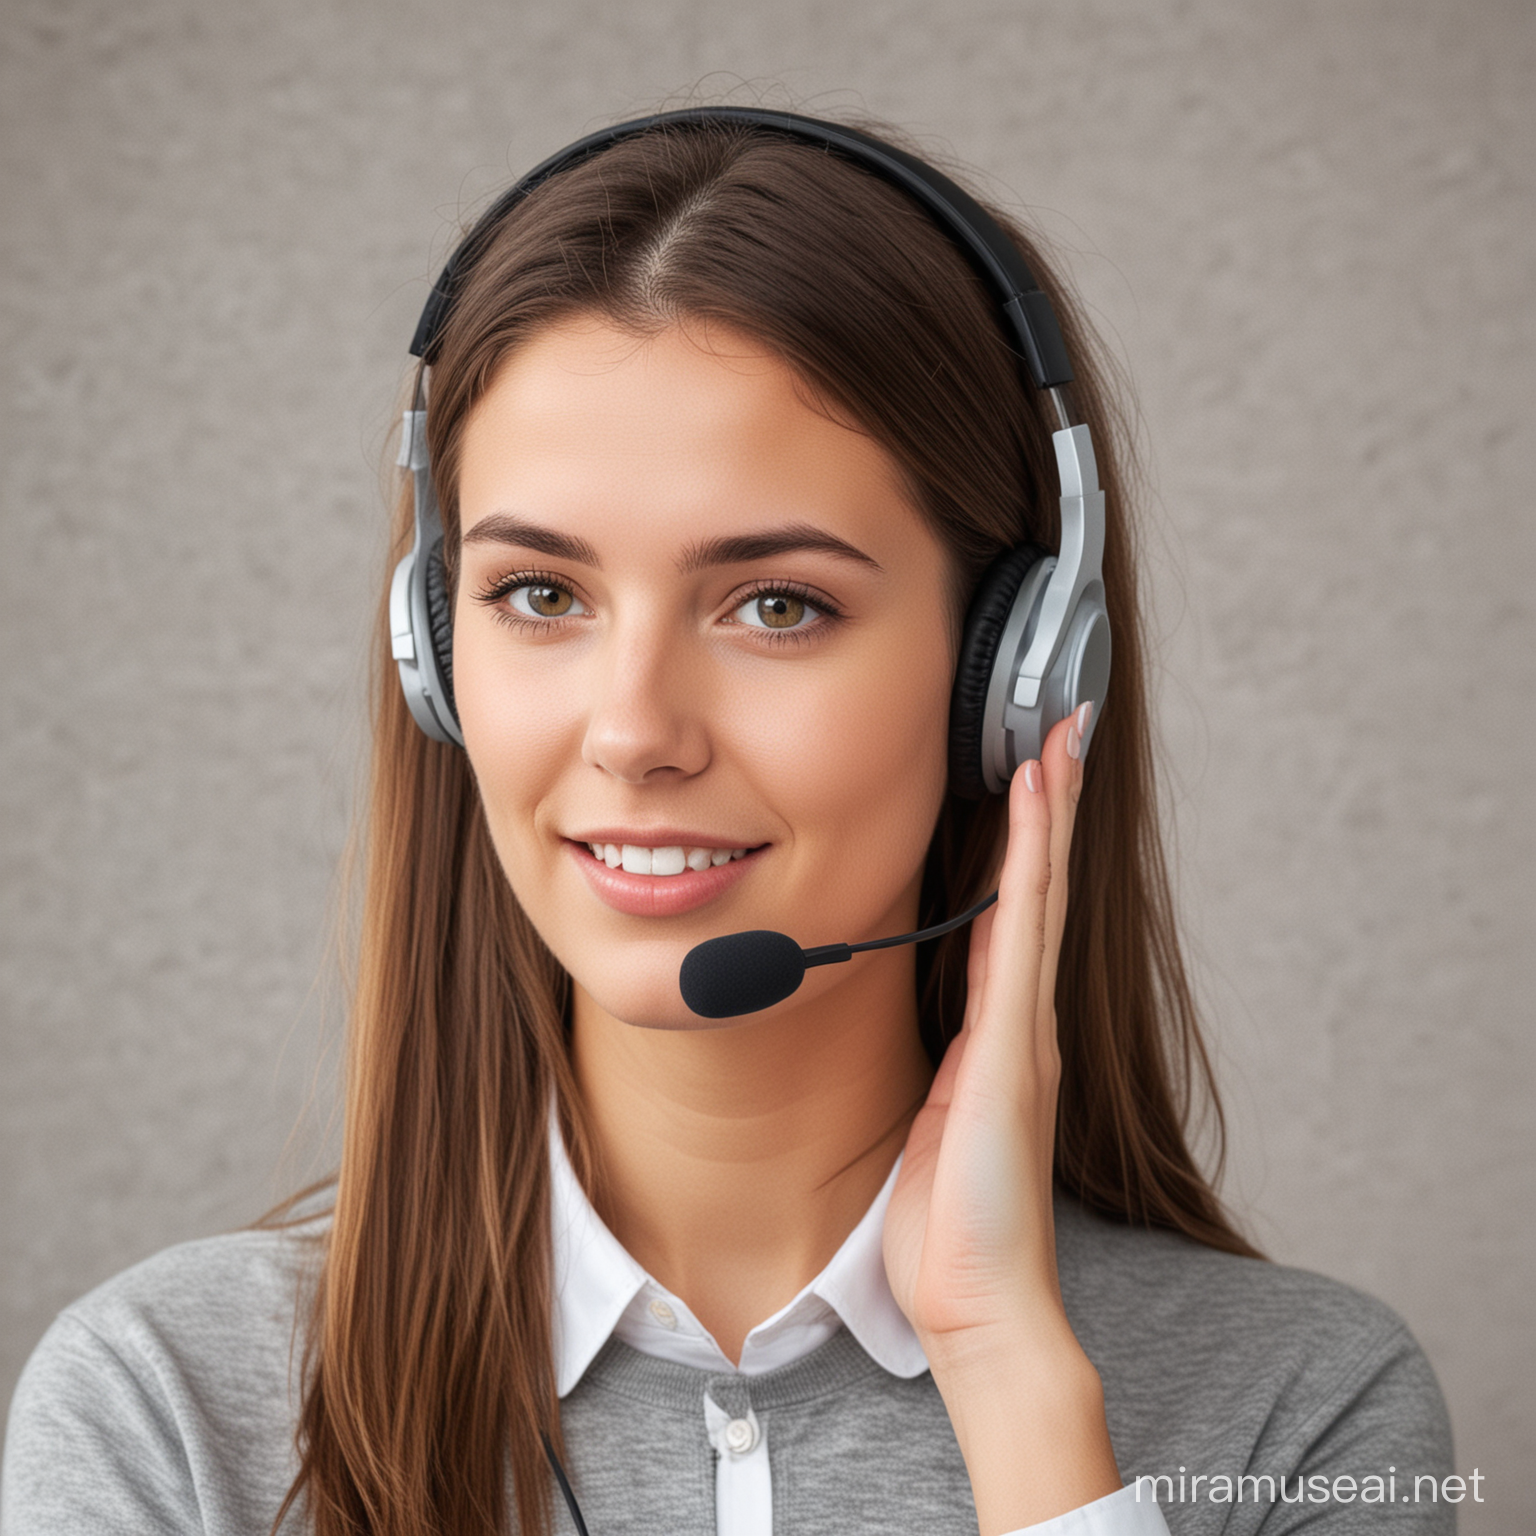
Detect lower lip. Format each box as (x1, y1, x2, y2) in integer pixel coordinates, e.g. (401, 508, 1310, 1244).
(567, 841, 765, 918)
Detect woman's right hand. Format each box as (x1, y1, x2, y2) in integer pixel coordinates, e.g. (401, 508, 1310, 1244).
(883, 703, 1122, 1534)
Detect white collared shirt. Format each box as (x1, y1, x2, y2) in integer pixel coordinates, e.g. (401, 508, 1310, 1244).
(549, 1119, 1168, 1536)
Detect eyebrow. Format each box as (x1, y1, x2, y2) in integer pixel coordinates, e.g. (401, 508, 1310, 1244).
(460, 514, 884, 575)
(460, 514, 601, 567)
(679, 522, 883, 575)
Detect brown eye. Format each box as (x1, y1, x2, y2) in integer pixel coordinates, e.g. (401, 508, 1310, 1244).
(527, 584, 572, 616)
(507, 581, 584, 620)
(748, 592, 808, 629)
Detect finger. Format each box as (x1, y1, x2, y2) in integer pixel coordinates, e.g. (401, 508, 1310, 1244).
(959, 901, 998, 1036)
(920, 1007, 973, 1114)
(960, 744, 1053, 1090)
(1037, 701, 1091, 1020)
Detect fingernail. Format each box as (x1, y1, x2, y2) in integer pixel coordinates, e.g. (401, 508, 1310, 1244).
(1023, 760, 1043, 793)
(1066, 701, 1093, 761)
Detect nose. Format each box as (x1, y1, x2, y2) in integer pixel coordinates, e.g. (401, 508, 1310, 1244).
(580, 616, 711, 784)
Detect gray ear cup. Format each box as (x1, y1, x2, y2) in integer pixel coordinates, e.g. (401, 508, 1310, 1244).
(948, 422, 1111, 795)
(948, 543, 1049, 799)
(972, 569, 1109, 792)
(389, 411, 465, 747)
(423, 540, 457, 722)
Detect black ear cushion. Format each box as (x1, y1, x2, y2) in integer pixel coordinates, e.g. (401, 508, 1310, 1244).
(948, 542, 1046, 799)
(425, 539, 459, 725)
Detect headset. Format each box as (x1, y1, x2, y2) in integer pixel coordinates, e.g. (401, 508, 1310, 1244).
(389, 106, 1110, 798)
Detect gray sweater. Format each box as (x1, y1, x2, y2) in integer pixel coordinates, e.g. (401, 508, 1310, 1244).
(1, 1195, 1455, 1534)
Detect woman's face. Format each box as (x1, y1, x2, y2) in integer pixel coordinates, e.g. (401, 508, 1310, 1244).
(452, 315, 958, 1029)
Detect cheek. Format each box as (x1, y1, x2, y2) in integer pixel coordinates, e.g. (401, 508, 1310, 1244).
(452, 630, 580, 858)
(734, 630, 955, 863)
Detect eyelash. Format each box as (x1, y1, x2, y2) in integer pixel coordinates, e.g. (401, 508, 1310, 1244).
(471, 570, 845, 646)
(472, 568, 584, 633)
(727, 579, 844, 645)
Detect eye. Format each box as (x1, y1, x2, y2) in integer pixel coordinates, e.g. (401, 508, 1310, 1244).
(505, 581, 587, 620)
(732, 590, 821, 631)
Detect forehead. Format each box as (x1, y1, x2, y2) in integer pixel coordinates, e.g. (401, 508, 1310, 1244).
(454, 315, 947, 579)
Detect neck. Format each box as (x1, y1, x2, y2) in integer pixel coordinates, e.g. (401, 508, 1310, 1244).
(570, 947, 933, 1365)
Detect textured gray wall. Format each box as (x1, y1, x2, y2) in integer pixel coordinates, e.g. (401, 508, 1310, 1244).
(2, 0, 1531, 1529)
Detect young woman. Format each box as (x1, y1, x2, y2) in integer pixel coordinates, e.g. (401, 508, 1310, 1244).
(2, 109, 1453, 1536)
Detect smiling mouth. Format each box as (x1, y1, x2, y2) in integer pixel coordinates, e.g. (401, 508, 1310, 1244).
(581, 842, 756, 876)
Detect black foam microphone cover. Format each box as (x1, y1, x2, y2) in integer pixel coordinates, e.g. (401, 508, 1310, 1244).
(679, 930, 807, 1019)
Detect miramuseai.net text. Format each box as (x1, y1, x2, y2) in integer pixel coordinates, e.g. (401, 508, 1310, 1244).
(1132, 1468, 1485, 1509)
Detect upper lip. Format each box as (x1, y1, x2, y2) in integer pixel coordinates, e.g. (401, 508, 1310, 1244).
(566, 828, 765, 849)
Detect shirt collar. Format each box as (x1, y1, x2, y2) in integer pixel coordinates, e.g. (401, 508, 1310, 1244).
(549, 1111, 929, 1396)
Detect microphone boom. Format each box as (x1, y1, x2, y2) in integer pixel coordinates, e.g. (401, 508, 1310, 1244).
(679, 892, 998, 1020)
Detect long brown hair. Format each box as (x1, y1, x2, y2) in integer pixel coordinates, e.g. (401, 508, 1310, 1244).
(273, 114, 1259, 1536)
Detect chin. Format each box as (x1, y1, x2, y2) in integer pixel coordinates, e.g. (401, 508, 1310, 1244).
(571, 949, 725, 1032)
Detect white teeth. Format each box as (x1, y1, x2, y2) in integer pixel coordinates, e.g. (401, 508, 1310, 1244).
(587, 841, 753, 875)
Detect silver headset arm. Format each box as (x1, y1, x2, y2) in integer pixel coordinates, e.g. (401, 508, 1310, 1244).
(389, 409, 464, 747)
(978, 421, 1111, 792)
(1013, 424, 1106, 709)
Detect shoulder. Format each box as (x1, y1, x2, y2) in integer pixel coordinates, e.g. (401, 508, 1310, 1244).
(56, 1211, 327, 1356)
(30, 1210, 331, 1414)
(1054, 1196, 1455, 1532)
(2, 1211, 328, 1536)
(1053, 1192, 1409, 1366)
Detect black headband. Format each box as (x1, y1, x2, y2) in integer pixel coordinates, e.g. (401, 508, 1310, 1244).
(408, 106, 1074, 392)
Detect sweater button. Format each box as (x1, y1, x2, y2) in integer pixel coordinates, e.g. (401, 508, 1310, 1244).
(723, 1417, 757, 1455)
